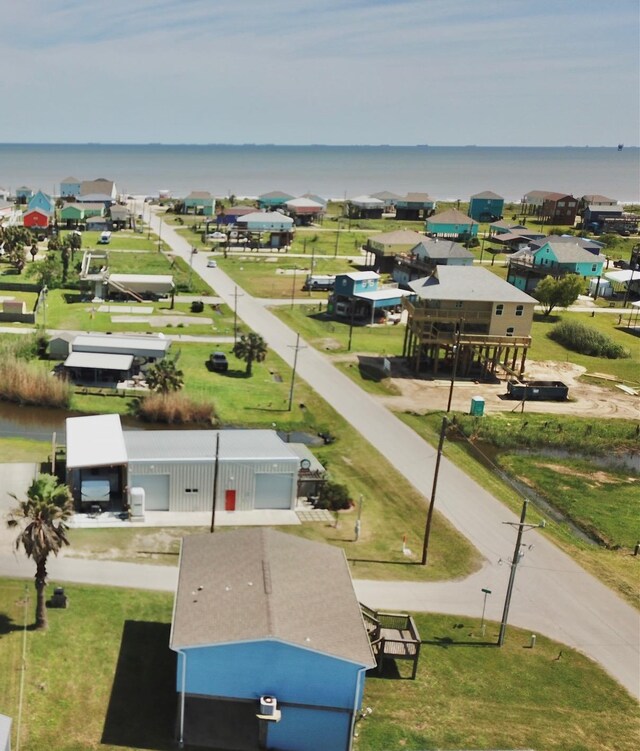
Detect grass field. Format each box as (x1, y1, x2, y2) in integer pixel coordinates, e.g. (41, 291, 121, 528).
(0, 437, 50, 462)
(0, 582, 635, 751)
(60, 230, 160, 252)
(400, 412, 640, 608)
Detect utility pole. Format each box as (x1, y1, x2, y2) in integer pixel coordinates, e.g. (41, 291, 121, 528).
(446, 323, 462, 413)
(354, 494, 364, 541)
(287, 333, 306, 412)
(210, 433, 220, 533)
(334, 223, 340, 257)
(233, 286, 244, 344)
(421, 416, 447, 565)
(498, 499, 546, 646)
(290, 267, 297, 309)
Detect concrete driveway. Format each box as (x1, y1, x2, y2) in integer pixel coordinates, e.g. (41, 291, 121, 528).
(0, 463, 39, 547)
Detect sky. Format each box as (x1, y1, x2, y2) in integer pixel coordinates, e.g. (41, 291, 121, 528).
(0, 0, 638, 146)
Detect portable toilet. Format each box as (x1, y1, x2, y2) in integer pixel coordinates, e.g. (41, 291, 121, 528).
(129, 486, 145, 521)
(470, 396, 485, 416)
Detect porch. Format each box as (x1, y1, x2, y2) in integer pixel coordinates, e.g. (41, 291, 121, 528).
(360, 603, 421, 679)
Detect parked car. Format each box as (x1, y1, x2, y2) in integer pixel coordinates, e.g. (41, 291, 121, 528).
(207, 258, 217, 268)
(209, 352, 228, 372)
(206, 232, 227, 241)
(98, 231, 112, 244)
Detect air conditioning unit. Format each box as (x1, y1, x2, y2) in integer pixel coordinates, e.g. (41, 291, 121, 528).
(259, 695, 277, 716)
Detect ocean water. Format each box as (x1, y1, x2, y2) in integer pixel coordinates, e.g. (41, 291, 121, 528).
(0, 143, 638, 203)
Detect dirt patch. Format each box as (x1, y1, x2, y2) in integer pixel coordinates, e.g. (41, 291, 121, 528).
(535, 463, 637, 485)
(377, 360, 640, 420)
(318, 338, 343, 351)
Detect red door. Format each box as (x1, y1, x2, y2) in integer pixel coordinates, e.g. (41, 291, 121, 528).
(225, 489, 236, 511)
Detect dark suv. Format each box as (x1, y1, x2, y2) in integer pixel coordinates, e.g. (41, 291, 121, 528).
(209, 352, 229, 372)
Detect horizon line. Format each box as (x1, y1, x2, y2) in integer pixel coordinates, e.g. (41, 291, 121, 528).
(0, 142, 637, 149)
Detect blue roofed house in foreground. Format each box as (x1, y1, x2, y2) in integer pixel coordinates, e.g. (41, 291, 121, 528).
(170, 528, 376, 751)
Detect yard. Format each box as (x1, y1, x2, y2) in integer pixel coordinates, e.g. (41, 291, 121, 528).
(0, 582, 635, 751)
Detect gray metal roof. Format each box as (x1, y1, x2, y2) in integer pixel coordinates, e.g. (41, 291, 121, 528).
(72, 333, 171, 358)
(171, 529, 376, 667)
(409, 266, 537, 304)
(125, 429, 299, 463)
(427, 208, 478, 226)
(64, 351, 133, 370)
(369, 229, 425, 245)
(470, 190, 503, 199)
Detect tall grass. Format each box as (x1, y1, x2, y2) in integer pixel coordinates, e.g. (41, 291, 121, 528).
(135, 392, 217, 425)
(0, 356, 71, 408)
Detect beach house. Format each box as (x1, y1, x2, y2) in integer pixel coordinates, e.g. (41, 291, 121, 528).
(371, 191, 402, 211)
(60, 176, 82, 198)
(183, 191, 215, 216)
(23, 207, 50, 229)
(329, 271, 411, 323)
(521, 190, 551, 216)
(258, 190, 294, 210)
(169, 529, 375, 751)
(402, 265, 536, 377)
(468, 191, 504, 222)
(346, 195, 385, 219)
(15, 186, 34, 203)
(27, 190, 55, 215)
(59, 202, 105, 227)
(363, 229, 425, 271)
(539, 193, 578, 225)
(425, 208, 478, 240)
(394, 192, 437, 221)
(393, 238, 474, 287)
(284, 196, 324, 225)
(507, 240, 604, 293)
(78, 178, 118, 204)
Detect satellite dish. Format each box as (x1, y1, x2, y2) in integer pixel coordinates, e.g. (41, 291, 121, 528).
(300, 459, 311, 470)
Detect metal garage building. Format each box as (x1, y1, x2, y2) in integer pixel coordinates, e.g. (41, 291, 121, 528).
(65, 415, 302, 513)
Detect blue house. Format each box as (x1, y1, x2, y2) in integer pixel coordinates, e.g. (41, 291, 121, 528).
(507, 240, 604, 293)
(60, 176, 82, 198)
(170, 529, 376, 751)
(468, 191, 504, 222)
(27, 190, 54, 215)
(15, 186, 33, 203)
(426, 208, 478, 239)
(330, 271, 411, 322)
(393, 238, 474, 288)
(395, 192, 437, 221)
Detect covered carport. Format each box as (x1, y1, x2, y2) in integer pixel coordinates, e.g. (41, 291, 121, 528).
(353, 288, 413, 324)
(65, 414, 128, 511)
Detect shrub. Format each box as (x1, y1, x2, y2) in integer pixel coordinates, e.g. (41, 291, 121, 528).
(549, 321, 631, 359)
(315, 480, 351, 511)
(191, 300, 204, 313)
(135, 392, 217, 425)
(0, 356, 71, 408)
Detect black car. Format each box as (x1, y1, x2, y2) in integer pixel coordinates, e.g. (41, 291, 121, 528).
(209, 352, 229, 372)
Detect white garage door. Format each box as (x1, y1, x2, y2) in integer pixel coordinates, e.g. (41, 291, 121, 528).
(130, 474, 170, 511)
(254, 474, 294, 509)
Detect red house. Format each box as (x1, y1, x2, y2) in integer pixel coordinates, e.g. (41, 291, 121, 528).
(23, 208, 50, 229)
(540, 193, 578, 225)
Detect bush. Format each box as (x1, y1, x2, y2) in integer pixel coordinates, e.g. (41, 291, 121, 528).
(135, 392, 217, 424)
(315, 480, 351, 511)
(191, 300, 204, 313)
(549, 321, 631, 359)
(0, 356, 71, 408)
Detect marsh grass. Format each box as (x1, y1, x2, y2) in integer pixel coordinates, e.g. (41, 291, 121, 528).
(0, 356, 71, 408)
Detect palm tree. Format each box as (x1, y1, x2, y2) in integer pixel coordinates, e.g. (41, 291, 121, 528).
(232, 332, 268, 376)
(145, 357, 184, 393)
(7, 474, 73, 629)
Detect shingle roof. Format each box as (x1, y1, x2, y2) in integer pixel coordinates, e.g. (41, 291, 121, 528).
(470, 190, 503, 200)
(529, 235, 603, 251)
(410, 238, 474, 260)
(409, 266, 537, 304)
(538, 242, 603, 264)
(369, 230, 425, 245)
(171, 529, 376, 667)
(427, 208, 478, 226)
(185, 191, 213, 200)
(542, 192, 574, 202)
(80, 179, 115, 196)
(582, 194, 617, 204)
(371, 191, 402, 201)
(61, 176, 80, 183)
(402, 192, 433, 203)
(259, 191, 294, 200)
(349, 195, 385, 206)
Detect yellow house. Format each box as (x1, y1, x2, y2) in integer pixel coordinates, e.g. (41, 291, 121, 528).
(403, 266, 536, 377)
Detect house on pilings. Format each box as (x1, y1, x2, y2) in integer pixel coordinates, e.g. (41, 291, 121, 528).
(402, 266, 536, 378)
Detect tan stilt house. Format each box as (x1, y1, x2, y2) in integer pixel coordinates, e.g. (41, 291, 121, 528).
(402, 266, 536, 378)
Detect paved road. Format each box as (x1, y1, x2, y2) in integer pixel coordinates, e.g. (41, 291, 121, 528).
(144, 210, 640, 698)
(4, 210, 635, 696)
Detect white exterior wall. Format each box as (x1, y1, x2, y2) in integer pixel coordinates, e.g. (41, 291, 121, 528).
(127, 458, 298, 512)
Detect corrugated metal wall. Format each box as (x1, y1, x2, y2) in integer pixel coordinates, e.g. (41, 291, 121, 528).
(127, 459, 298, 512)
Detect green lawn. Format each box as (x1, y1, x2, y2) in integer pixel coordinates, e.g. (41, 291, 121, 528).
(60, 230, 160, 252)
(0, 437, 50, 462)
(357, 613, 639, 751)
(0, 583, 635, 751)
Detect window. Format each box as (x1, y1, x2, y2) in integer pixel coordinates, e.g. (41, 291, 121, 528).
(506, 327, 514, 336)
(455, 301, 463, 308)
(496, 304, 504, 316)
(558, 201, 565, 207)
(515, 305, 524, 317)
(592, 264, 597, 272)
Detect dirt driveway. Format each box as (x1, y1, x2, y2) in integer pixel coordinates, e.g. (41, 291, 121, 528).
(371, 359, 640, 419)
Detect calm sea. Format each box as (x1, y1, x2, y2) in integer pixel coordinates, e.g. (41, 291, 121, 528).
(0, 143, 638, 203)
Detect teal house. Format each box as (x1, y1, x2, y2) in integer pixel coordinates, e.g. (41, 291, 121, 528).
(395, 192, 437, 221)
(426, 208, 478, 240)
(258, 190, 294, 209)
(15, 186, 33, 203)
(468, 191, 504, 222)
(183, 191, 215, 216)
(507, 240, 604, 293)
(170, 529, 376, 751)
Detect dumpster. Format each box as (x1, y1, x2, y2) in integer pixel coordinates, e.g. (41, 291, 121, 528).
(470, 396, 485, 416)
(507, 380, 569, 401)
